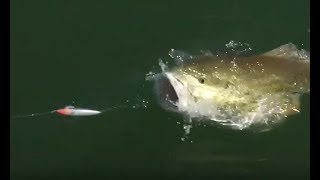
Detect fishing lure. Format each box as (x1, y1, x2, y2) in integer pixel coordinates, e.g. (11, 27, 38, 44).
(56, 106, 102, 116)
(11, 106, 103, 118)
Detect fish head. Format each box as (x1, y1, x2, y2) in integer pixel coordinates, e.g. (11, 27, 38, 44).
(154, 59, 227, 113)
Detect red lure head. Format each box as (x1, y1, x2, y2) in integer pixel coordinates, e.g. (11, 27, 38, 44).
(56, 108, 73, 116)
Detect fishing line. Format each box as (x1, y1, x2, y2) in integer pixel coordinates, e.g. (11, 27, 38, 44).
(11, 74, 152, 119)
(11, 110, 57, 118)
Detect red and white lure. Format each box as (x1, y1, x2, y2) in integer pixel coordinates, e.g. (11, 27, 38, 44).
(11, 106, 103, 118)
(56, 106, 102, 116)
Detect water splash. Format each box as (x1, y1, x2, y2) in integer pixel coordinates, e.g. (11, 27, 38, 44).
(169, 49, 193, 65)
(225, 40, 253, 54)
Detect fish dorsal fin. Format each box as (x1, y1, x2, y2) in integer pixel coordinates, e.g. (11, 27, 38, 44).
(262, 43, 310, 61)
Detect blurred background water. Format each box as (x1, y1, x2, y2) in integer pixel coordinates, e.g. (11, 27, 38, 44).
(10, 0, 309, 179)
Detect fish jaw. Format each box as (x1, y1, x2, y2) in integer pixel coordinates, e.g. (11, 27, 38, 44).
(157, 72, 217, 111)
(164, 72, 189, 108)
(153, 73, 179, 111)
(153, 70, 201, 111)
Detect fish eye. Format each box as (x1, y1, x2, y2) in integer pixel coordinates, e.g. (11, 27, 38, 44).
(198, 78, 205, 84)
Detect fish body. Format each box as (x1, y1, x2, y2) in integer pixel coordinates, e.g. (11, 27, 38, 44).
(150, 43, 310, 129)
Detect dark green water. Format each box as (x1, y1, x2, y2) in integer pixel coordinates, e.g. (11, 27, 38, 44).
(11, 0, 309, 179)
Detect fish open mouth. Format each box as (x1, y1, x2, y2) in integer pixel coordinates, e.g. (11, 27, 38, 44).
(154, 74, 179, 110)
